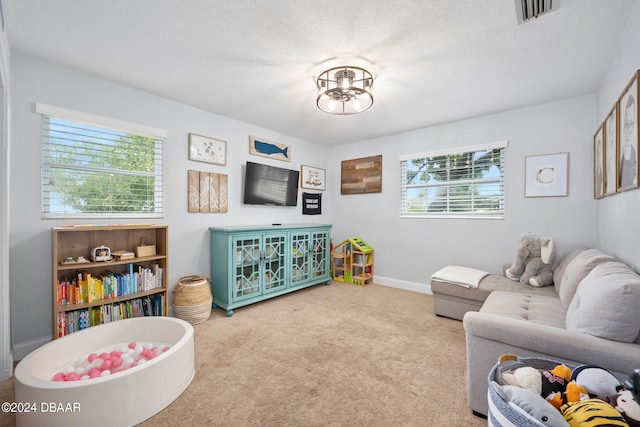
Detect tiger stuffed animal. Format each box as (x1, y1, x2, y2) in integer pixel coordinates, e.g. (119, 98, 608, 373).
(561, 398, 629, 427)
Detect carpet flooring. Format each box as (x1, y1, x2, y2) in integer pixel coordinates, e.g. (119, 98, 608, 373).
(0, 282, 487, 426)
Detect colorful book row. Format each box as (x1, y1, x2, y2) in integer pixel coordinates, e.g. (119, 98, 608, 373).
(56, 263, 163, 306)
(57, 294, 165, 338)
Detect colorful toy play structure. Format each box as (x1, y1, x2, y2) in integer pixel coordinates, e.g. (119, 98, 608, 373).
(331, 237, 374, 286)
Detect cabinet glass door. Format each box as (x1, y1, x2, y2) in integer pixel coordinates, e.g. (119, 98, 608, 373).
(290, 232, 310, 285)
(310, 230, 329, 278)
(233, 236, 261, 300)
(263, 233, 287, 294)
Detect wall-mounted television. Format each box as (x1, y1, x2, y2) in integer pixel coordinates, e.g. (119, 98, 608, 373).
(243, 161, 300, 206)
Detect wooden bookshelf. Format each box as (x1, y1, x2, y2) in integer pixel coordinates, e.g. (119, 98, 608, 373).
(52, 224, 168, 339)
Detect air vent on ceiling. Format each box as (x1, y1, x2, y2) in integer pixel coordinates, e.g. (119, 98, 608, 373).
(514, 0, 558, 25)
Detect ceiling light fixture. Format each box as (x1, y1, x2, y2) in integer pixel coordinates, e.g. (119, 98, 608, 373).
(316, 66, 373, 115)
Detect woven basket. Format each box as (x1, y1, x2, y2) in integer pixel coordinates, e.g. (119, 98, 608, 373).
(172, 275, 213, 325)
(487, 354, 575, 427)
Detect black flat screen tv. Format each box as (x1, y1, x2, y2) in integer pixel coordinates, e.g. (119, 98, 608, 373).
(243, 161, 300, 206)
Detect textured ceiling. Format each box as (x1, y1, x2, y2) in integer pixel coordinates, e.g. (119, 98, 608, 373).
(4, 0, 639, 146)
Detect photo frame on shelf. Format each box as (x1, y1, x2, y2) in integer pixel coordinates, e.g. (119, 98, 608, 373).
(189, 133, 227, 166)
(524, 152, 569, 198)
(618, 70, 639, 191)
(594, 124, 605, 199)
(249, 136, 291, 162)
(605, 104, 619, 195)
(300, 165, 326, 191)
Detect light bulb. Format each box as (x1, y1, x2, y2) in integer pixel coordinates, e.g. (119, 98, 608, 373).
(353, 98, 361, 111)
(328, 100, 335, 111)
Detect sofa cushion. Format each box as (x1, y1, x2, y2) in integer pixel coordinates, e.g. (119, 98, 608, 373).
(555, 249, 615, 308)
(432, 274, 558, 303)
(480, 291, 566, 328)
(566, 261, 640, 343)
(552, 247, 585, 294)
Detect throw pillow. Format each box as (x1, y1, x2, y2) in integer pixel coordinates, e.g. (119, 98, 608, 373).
(552, 247, 585, 295)
(566, 261, 640, 343)
(556, 249, 614, 308)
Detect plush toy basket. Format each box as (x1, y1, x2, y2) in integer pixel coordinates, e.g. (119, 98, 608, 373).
(488, 354, 575, 427)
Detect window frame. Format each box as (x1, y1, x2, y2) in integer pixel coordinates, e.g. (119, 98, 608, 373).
(400, 140, 507, 219)
(37, 103, 166, 219)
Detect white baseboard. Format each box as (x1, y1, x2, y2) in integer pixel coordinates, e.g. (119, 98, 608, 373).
(374, 276, 432, 294)
(13, 335, 50, 361)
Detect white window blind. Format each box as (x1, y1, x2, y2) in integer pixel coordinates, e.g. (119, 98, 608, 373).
(400, 141, 507, 219)
(39, 104, 164, 219)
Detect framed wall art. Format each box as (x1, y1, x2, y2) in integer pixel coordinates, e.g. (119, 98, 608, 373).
(618, 70, 639, 191)
(188, 170, 228, 213)
(524, 152, 569, 198)
(300, 165, 326, 191)
(341, 155, 382, 195)
(249, 136, 291, 162)
(594, 124, 605, 199)
(604, 104, 619, 195)
(189, 133, 227, 166)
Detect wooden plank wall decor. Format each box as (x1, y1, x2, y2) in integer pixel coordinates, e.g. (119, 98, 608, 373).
(340, 155, 383, 194)
(188, 170, 228, 213)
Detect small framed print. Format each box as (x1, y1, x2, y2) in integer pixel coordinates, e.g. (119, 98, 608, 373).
(524, 152, 569, 197)
(618, 70, 639, 191)
(300, 165, 326, 191)
(604, 104, 619, 195)
(594, 124, 605, 199)
(189, 133, 227, 166)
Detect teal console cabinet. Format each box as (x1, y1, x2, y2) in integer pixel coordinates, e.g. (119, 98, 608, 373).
(209, 224, 332, 316)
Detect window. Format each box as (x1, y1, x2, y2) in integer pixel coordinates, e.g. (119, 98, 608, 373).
(400, 141, 507, 219)
(38, 103, 165, 218)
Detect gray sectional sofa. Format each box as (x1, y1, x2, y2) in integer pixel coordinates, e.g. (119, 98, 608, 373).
(433, 248, 640, 417)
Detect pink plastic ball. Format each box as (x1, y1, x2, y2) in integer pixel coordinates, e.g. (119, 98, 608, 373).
(87, 353, 98, 363)
(52, 372, 65, 381)
(101, 359, 113, 370)
(65, 372, 79, 381)
(128, 342, 137, 349)
(111, 357, 123, 368)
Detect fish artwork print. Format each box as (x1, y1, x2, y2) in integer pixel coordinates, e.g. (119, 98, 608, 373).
(253, 139, 289, 160)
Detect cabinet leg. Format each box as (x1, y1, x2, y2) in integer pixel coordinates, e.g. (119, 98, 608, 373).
(325, 280, 331, 285)
(225, 309, 233, 317)
(212, 302, 218, 309)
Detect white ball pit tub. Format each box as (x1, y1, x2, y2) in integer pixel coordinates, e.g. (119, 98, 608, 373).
(14, 317, 195, 427)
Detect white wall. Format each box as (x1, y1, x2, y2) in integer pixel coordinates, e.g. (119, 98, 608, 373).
(10, 3, 640, 353)
(0, 3, 12, 380)
(328, 95, 597, 292)
(595, 3, 640, 270)
(9, 53, 331, 357)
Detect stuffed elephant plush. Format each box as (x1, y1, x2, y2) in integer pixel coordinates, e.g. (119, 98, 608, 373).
(505, 232, 557, 286)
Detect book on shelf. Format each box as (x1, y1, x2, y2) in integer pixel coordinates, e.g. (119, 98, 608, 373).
(56, 263, 163, 307)
(56, 295, 166, 337)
